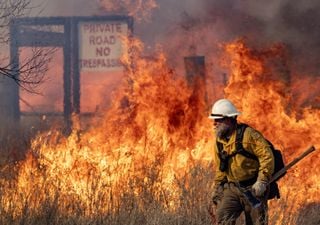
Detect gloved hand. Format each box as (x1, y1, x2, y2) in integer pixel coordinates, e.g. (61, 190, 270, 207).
(252, 180, 267, 197)
(211, 184, 224, 205)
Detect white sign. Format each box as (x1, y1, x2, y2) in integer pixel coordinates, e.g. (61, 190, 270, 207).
(78, 21, 128, 72)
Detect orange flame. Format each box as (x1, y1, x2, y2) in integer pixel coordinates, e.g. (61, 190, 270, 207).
(221, 39, 320, 217)
(2, 37, 319, 223)
(11, 38, 213, 217)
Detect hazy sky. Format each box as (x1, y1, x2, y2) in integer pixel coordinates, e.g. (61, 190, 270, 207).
(31, 0, 98, 16)
(26, 0, 320, 75)
(1, 0, 318, 113)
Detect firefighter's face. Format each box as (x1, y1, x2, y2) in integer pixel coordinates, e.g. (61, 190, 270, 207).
(213, 117, 233, 139)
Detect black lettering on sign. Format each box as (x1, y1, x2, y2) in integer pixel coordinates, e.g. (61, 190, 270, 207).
(96, 47, 111, 56)
(84, 23, 123, 33)
(89, 35, 117, 45)
(80, 58, 122, 68)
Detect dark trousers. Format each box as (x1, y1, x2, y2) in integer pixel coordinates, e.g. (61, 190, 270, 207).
(215, 183, 268, 225)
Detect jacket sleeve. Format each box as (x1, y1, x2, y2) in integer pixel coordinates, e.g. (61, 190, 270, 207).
(246, 128, 275, 182)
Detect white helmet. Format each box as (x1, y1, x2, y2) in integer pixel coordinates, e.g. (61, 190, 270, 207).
(208, 99, 241, 119)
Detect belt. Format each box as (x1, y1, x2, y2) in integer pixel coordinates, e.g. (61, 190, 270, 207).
(238, 176, 257, 187)
(227, 176, 257, 188)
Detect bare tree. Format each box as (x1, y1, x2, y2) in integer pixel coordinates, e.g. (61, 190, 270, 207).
(0, 0, 54, 92)
(1, 47, 55, 93)
(0, 0, 33, 43)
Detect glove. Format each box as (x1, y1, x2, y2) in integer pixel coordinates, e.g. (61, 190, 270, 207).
(252, 180, 267, 197)
(211, 184, 224, 205)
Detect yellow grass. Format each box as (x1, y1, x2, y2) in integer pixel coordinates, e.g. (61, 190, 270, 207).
(0, 122, 319, 225)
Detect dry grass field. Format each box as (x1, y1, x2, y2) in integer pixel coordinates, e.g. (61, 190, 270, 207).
(0, 123, 319, 225)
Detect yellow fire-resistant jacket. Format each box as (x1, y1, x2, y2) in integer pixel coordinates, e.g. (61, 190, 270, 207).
(213, 125, 275, 184)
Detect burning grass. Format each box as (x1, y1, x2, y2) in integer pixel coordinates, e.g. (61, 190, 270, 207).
(0, 38, 319, 224)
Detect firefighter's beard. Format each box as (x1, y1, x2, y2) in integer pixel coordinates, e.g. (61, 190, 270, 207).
(215, 123, 232, 140)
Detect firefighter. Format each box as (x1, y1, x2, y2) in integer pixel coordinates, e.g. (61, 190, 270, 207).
(209, 99, 274, 225)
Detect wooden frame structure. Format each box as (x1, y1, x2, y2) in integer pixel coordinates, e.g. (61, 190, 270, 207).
(9, 15, 133, 129)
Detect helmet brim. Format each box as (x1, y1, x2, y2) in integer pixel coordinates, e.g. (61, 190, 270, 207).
(208, 112, 241, 120)
(208, 115, 224, 119)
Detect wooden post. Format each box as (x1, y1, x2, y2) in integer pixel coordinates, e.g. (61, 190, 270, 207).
(9, 20, 20, 122)
(184, 56, 205, 85)
(63, 18, 72, 133)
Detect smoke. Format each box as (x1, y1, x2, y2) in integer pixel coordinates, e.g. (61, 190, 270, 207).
(131, 0, 320, 75)
(30, 0, 99, 17)
(27, 1, 320, 102)
(17, 0, 320, 108)
(26, 0, 320, 75)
